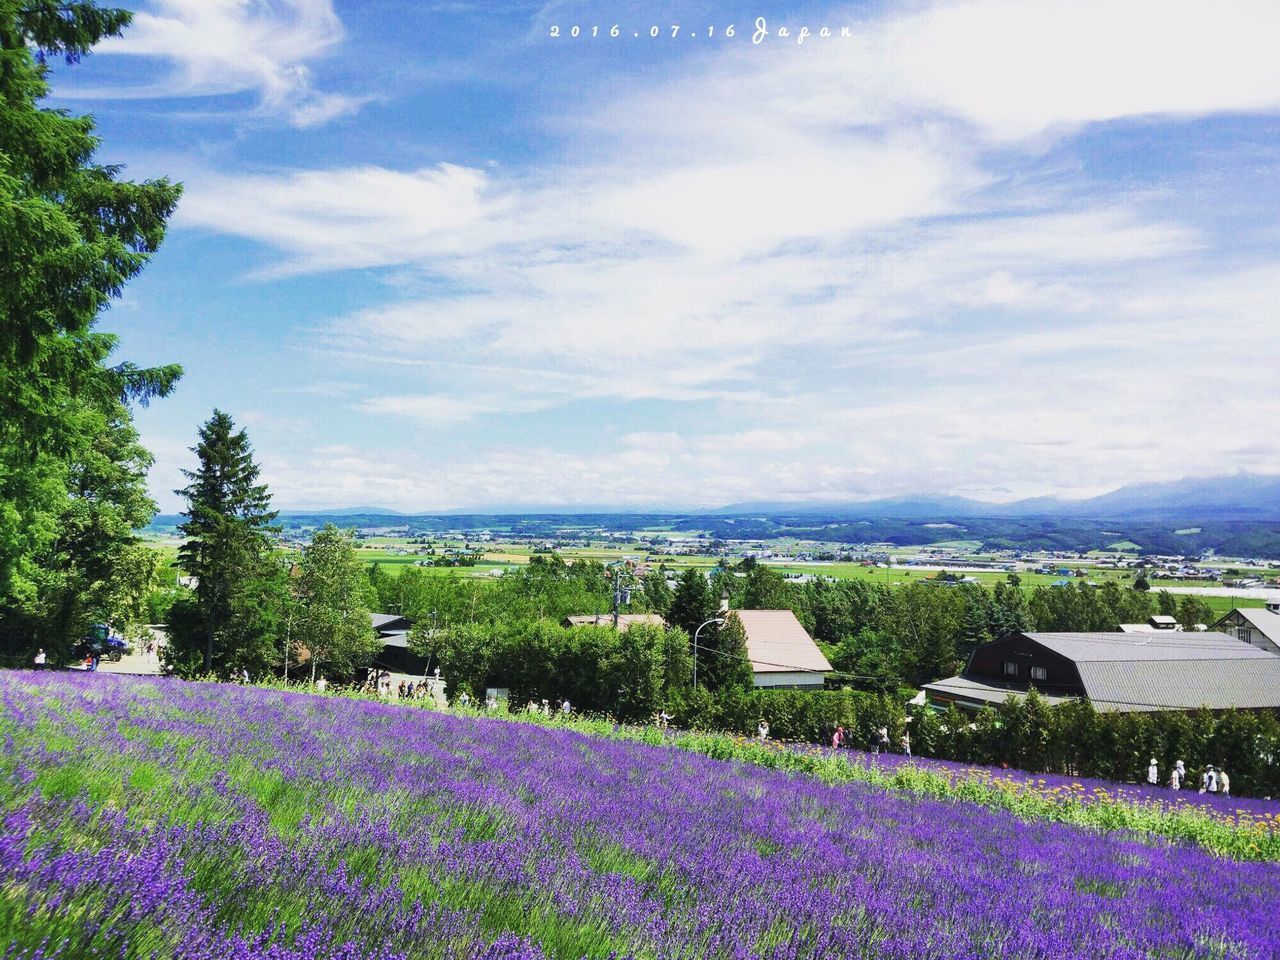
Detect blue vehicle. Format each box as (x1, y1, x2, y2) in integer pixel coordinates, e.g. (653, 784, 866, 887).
(78, 624, 130, 663)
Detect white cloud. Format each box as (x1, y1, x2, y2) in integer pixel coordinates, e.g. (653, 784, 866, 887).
(880, 0, 1280, 140)
(91, 0, 360, 126)
(178, 164, 494, 272)
(146, 0, 1280, 505)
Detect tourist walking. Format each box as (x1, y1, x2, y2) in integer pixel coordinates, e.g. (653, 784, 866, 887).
(1147, 758, 1159, 786)
(900, 731, 911, 758)
(758, 719, 770, 742)
(459, 690, 471, 708)
(1200, 765, 1218, 794)
(561, 699, 571, 716)
(877, 726, 891, 754)
(832, 725, 844, 750)
(1218, 768, 1230, 796)
(1174, 760, 1186, 790)
(33, 649, 46, 669)
(315, 676, 328, 692)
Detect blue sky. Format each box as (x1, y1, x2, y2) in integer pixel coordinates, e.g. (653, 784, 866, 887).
(47, 0, 1280, 512)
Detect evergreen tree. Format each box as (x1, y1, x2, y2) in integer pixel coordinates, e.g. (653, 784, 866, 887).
(740, 563, 791, 610)
(990, 581, 1032, 639)
(173, 411, 279, 674)
(1, 2, 181, 448)
(639, 567, 674, 616)
(667, 566, 716, 636)
(696, 610, 755, 692)
(295, 524, 379, 681)
(0, 2, 181, 650)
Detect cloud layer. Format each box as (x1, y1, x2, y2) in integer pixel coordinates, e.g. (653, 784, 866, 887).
(131, 0, 1280, 509)
(88, 0, 362, 126)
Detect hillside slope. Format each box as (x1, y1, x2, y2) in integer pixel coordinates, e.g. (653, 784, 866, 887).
(2, 674, 1277, 959)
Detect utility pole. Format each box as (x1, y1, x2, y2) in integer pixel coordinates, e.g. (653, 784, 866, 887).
(612, 565, 621, 629)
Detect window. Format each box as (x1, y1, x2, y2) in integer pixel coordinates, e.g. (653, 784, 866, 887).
(1002, 661, 1018, 677)
(1030, 666, 1048, 682)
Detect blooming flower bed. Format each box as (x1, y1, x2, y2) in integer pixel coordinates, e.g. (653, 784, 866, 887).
(2, 671, 1278, 959)
(835, 748, 1280, 819)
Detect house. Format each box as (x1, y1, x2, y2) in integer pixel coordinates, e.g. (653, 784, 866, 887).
(562, 614, 666, 629)
(1212, 607, 1280, 656)
(369, 612, 430, 676)
(730, 609, 831, 689)
(923, 630, 1280, 713)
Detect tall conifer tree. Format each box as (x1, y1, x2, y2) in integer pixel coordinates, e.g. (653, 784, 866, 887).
(174, 411, 278, 673)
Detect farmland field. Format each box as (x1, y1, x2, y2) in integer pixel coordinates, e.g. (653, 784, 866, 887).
(3, 673, 1279, 959)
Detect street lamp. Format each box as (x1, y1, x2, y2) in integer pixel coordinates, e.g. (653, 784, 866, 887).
(692, 616, 725, 690)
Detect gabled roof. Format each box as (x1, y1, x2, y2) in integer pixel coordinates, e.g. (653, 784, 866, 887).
(371, 613, 410, 631)
(563, 614, 666, 629)
(731, 609, 832, 676)
(1219, 607, 1280, 642)
(1024, 631, 1268, 662)
(956, 631, 1280, 712)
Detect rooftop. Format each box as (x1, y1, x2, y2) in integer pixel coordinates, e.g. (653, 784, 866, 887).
(1025, 631, 1272, 662)
(731, 609, 832, 676)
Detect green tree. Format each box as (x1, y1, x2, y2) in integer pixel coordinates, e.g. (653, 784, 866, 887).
(0, 2, 181, 655)
(696, 610, 754, 692)
(639, 567, 674, 616)
(1, 2, 181, 449)
(295, 524, 379, 681)
(1176, 595, 1214, 631)
(172, 411, 279, 674)
(667, 566, 716, 637)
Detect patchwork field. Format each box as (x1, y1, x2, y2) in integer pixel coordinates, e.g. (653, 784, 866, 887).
(2, 673, 1278, 959)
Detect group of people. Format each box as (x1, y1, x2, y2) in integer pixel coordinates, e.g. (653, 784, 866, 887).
(751, 720, 913, 758)
(523, 697, 571, 716)
(823, 724, 911, 757)
(1147, 758, 1231, 795)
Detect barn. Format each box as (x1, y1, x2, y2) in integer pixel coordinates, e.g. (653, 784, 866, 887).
(924, 630, 1280, 713)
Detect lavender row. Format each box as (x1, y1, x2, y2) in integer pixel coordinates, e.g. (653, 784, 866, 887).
(2, 671, 1277, 959)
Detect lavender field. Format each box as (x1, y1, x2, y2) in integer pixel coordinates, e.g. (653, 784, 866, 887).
(2, 673, 1278, 959)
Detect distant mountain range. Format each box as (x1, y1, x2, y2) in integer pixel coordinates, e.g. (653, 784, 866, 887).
(258, 474, 1280, 523)
(715, 474, 1280, 521)
(279, 506, 407, 517)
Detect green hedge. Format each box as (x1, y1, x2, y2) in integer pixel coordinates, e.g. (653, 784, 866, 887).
(673, 686, 1280, 798)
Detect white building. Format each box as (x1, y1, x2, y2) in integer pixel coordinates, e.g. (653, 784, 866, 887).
(732, 609, 831, 689)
